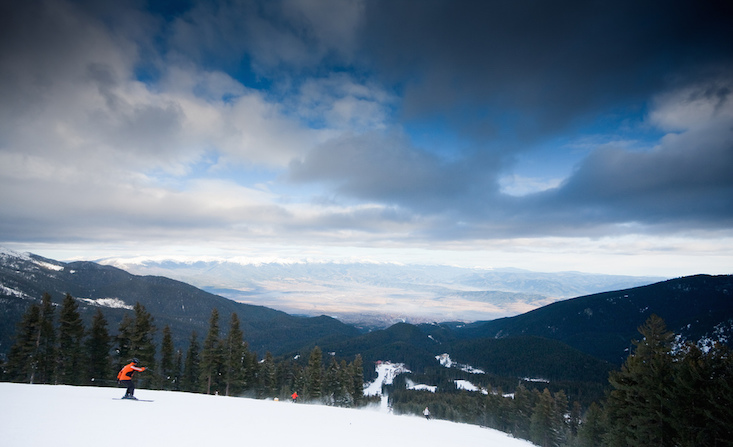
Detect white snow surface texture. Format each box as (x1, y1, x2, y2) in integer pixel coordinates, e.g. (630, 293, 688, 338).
(0, 383, 535, 447)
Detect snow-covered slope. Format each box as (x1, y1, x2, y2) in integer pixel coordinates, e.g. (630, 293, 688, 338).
(0, 383, 535, 447)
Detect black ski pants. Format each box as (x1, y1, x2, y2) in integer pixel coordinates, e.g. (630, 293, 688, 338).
(120, 380, 135, 396)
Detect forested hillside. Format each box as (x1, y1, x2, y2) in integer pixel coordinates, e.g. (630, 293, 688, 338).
(0, 250, 359, 356)
(455, 274, 733, 363)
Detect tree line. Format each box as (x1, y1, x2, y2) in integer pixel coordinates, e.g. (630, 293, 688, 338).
(0, 293, 369, 407)
(387, 314, 733, 447)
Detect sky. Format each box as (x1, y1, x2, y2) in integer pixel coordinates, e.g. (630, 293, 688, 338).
(0, 382, 536, 447)
(1, 0, 732, 277)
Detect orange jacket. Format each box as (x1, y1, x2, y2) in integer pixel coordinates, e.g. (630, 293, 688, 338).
(117, 362, 146, 381)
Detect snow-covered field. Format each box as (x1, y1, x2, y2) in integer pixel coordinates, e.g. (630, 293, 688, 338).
(0, 383, 535, 447)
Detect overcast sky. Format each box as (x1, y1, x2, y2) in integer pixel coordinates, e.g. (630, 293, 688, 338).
(1, 0, 732, 276)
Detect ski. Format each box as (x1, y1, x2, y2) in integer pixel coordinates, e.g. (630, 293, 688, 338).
(113, 398, 154, 402)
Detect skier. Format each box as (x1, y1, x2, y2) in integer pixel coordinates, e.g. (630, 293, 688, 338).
(117, 358, 147, 400)
(291, 391, 298, 403)
(423, 406, 431, 420)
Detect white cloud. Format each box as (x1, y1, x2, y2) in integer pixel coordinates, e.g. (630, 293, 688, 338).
(649, 77, 732, 132)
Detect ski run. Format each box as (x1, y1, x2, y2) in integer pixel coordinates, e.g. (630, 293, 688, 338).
(1, 381, 535, 447)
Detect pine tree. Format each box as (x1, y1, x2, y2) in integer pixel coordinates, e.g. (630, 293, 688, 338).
(324, 356, 342, 405)
(173, 349, 183, 391)
(577, 402, 606, 447)
(200, 309, 224, 394)
(85, 309, 111, 385)
(130, 303, 156, 376)
(6, 303, 41, 382)
(7, 294, 57, 384)
(305, 346, 323, 402)
(605, 314, 675, 447)
(159, 325, 175, 390)
(115, 314, 133, 369)
(57, 294, 85, 385)
(275, 359, 298, 400)
(351, 354, 364, 406)
(259, 351, 277, 398)
(672, 342, 733, 446)
(511, 383, 534, 439)
(181, 332, 201, 393)
(36, 293, 56, 384)
(243, 346, 259, 395)
(567, 400, 582, 439)
(530, 388, 563, 447)
(338, 359, 355, 407)
(223, 312, 246, 396)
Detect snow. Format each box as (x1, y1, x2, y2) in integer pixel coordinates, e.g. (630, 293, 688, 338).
(0, 283, 29, 299)
(522, 377, 550, 383)
(437, 353, 454, 367)
(363, 361, 411, 396)
(77, 297, 134, 310)
(455, 379, 488, 394)
(34, 260, 64, 271)
(406, 378, 438, 392)
(0, 383, 536, 447)
(436, 353, 485, 374)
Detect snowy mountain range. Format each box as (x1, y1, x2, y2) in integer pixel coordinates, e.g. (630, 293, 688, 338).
(97, 255, 664, 328)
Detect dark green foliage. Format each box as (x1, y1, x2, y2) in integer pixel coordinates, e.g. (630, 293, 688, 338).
(130, 303, 156, 365)
(275, 358, 301, 400)
(304, 346, 323, 401)
(114, 314, 134, 371)
(173, 349, 183, 391)
(351, 354, 364, 406)
(57, 294, 85, 385)
(181, 332, 201, 392)
(511, 383, 536, 439)
(200, 309, 224, 394)
(159, 325, 176, 390)
(669, 342, 733, 447)
(258, 352, 276, 398)
(451, 336, 613, 383)
(36, 293, 56, 383)
(530, 388, 567, 447)
(5, 303, 41, 383)
(223, 312, 247, 396)
(576, 402, 605, 447)
(605, 314, 676, 447)
(85, 309, 111, 385)
(323, 357, 353, 407)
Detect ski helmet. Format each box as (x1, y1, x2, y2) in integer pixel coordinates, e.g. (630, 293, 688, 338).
(132, 358, 139, 364)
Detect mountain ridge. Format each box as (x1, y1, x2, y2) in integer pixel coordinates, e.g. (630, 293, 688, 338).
(97, 255, 665, 328)
(454, 274, 733, 364)
(0, 248, 358, 357)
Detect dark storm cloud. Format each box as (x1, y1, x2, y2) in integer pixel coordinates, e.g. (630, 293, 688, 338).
(290, 75, 733, 237)
(360, 0, 733, 140)
(283, 0, 733, 237)
(542, 117, 733, 229)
